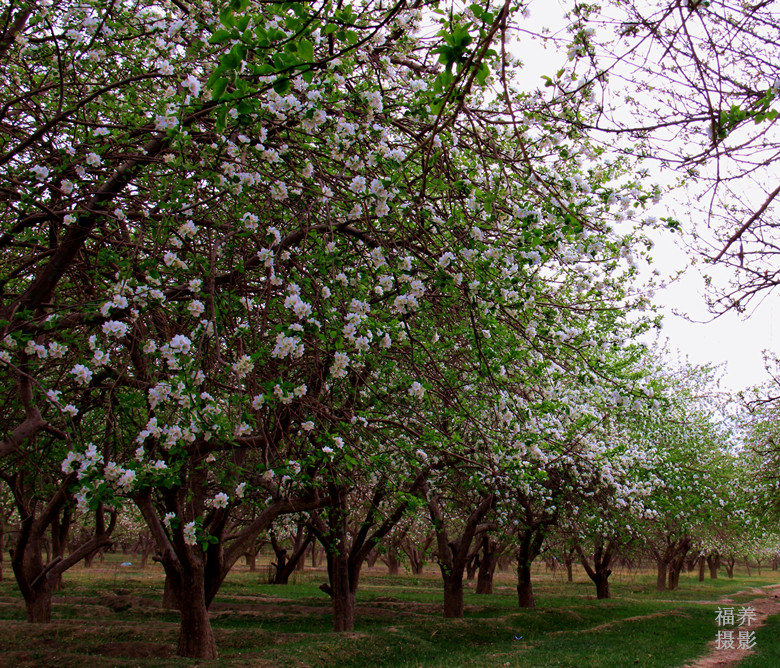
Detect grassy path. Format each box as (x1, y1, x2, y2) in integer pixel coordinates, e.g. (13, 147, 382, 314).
(684, 584, 780, 668)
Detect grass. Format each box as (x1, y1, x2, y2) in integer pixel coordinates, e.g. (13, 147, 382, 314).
(0, 554, 778, 667)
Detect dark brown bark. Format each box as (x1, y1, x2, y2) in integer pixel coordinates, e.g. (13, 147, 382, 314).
(269, 525, 313, 585)
(515, 528, 545, 608)
(162, 573, 178, 609)
(443, 573, 464, 617)
(564, 549, 574, 583)
(655, 558, 667, 591)
(576, 538, 616, 600)
(595, 571, 611, 599)
(171, 561, 217, 659)
(476, 535, 501, 595)
(707, 553, 720, 579)
(667, 538, 692, 591)
(427, 489, 495, 619)
(402, 532, 434, 575)
(311, 472, 427, 632)
(311, 542, 321, 568)
(516, 563, 534, 608)
(244, 551, 256, 572)
(698, 555, 705, 582)
(724, 554, 735, 578)
(381, 538, 402, 575)
(10, 483, 115, 623)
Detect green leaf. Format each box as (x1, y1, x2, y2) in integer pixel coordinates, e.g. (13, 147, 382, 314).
(298, 38, 314, 61)
(211, 78, 229, 100)
(209, 29, 233, 44)
(273, 77, 291, 94)
(219, 7, 236, 28)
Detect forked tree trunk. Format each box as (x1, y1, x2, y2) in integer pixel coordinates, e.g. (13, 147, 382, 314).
(667, 541, 691, 591)
(465, 549, 480, 581)
(707, 553, 720, 579)
(382, 543, 401, 575)
(594, 571, 611, 599)
(476, 536, 500, 595)
(576, 538, 615, 600)
(427, 490, 495, 620)
(515, 528, 545, 608)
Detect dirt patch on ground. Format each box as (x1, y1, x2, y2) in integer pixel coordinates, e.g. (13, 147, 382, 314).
(547, 610, 686, 635)
(96, 641, 173, 659)
(684, 584, 780, 667)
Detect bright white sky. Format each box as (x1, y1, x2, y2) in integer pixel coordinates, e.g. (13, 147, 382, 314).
(648, 229, 780, 392)
(517, 0, 780, 393)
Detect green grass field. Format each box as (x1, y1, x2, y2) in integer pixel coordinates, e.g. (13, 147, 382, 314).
(0, 555, 778, 667)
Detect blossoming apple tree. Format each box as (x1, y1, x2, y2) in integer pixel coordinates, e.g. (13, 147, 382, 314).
(0, 0, 668, 658)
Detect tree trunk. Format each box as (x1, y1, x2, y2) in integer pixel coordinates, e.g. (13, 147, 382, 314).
(565, 555, 573, 582)
(174, 572, 217, 659)
(311, 542, 321, 568)
(0, 518, 5, 582)
(465, 551, 479, 581)
(383, 550, 400, 575)
(707, 553, 720, 579)
(516, 562, 534, 608)
(25, 586, 53, 623)
(698, 555, 705, 582)
(331, 548, 356, 632)
(244, 551, 256, 572)
(476, 542, 498, 595)
(162, 573, 178, 609)
(476, 567, 494, 594)
(595, 571, 611, 599)
(744, 558, 752, 576)
(655, 558, 668, 591)
(442, 573, 464, 618)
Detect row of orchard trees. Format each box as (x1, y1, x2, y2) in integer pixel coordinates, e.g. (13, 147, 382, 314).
(0, 0, 778, 660)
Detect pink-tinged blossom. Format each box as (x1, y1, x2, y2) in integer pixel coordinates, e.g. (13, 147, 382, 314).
(408, 382, 425, 401)
(187, 300, 205, 317)
(330, 352, 350, 379)
(71, 364, 93, 385)
(183, 521, 197, 546)
(31, 165, 49, 181)
(207, 492, 229, 509)
(169, 335, 191, 354)
(102, 320, 128, 338)
(182, 74, 201, 97)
